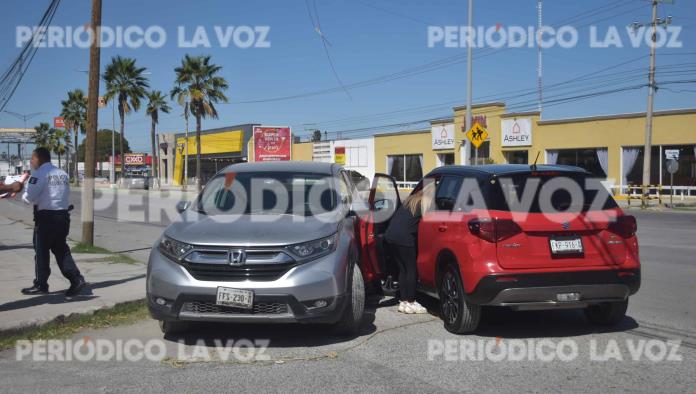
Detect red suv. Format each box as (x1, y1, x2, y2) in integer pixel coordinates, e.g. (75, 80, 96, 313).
(359, 165, 640, 334)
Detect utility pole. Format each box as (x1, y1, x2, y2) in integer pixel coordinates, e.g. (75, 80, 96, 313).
(634, 0, 673, 208)
(81, 0, 102, 246)
(463, 0, 473, 166)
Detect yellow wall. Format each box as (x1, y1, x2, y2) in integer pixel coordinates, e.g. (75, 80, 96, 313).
(534, 111, 696, 186)
(173, 130, 244, 185)
(374, 131, 434, 175)
(291, 142, 313, 161)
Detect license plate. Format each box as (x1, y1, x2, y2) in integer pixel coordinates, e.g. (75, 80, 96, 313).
(216, 287, 254, 309)
(549, 236, 584, 255)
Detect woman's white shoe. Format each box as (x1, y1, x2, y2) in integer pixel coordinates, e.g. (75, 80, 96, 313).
(408, 301, 428, 314)
(398, 301, 415, 314)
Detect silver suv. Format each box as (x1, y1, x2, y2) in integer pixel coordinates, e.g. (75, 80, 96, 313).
(146, 162, 366, 336)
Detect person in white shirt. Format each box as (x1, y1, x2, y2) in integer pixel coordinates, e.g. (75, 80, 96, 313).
(20, 147, 86, 297)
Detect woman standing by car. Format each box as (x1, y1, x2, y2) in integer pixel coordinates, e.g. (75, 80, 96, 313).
(384, 182, 434, 314)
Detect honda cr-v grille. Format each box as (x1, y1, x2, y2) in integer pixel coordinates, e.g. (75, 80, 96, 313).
(182, 248, 296, 282)
(181, 301, 289, 315)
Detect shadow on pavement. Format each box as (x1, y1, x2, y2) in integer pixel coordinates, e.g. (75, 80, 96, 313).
(0, 243, 34, 251)
(0, 274, 145, 312)
(164, 299, 380, 347)
(416, 294, 638, 338)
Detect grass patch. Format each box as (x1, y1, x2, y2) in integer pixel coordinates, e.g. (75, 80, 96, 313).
(108, 254, 138, 265)
(0, 299, 149, 351)
(72, 243, 111, 254)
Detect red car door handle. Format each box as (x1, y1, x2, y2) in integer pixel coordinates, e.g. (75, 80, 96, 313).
(438, 225, 448, 232)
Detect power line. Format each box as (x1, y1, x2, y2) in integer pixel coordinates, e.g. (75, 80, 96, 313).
(0, 0, 62, 112)
(230, 0, 651, 104)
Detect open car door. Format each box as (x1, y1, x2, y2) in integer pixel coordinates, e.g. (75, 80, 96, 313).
(357, 173, 401, 282)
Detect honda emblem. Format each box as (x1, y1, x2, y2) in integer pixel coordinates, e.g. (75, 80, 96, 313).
(228, 249, 246, 266)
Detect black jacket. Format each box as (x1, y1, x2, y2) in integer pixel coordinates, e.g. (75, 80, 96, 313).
(384, 202, 421, 247)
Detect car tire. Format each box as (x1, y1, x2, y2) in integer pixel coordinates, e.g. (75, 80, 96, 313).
(159, 320, 189, 336)
(584, 299, 628, 326)
(331, 262, 365, 336)
(439, 263, 481, 334)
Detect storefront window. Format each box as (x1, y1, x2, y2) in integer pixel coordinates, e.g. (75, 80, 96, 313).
(624, 146, 664, 186)
(469, 141, 490, 164)
(388, 154, 423, 182)
(437, 152, 455, 166)
(505, 150, 528, 164)
(661, 145, 696, 187)
(550, 148, 607, 177)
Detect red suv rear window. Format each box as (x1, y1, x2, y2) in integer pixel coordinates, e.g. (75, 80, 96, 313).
(485, 173, 618, 213)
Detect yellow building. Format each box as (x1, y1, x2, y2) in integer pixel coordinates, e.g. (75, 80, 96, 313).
(292, 103, 696, 195)
(171, 124, 255, 186)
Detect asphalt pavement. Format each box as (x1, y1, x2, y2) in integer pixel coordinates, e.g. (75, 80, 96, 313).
(0, 191, 694, 393)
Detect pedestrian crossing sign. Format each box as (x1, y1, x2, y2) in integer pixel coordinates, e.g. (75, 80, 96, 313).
(466, 123, 488, 149)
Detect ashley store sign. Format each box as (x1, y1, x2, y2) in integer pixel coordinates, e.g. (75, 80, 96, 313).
(501, 118, 533, 147)
(432, 124, 455, 150)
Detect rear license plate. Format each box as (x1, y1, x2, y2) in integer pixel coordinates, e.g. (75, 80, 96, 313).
(216, 287, 254, 309)
(556, 292, 581, 302)
(549, 236, 584, 255)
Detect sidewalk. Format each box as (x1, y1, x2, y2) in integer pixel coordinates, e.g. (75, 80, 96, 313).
(0, 213, 147, 334)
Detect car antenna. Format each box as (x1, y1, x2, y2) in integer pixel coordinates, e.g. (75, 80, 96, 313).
(530, 151, 540, 171)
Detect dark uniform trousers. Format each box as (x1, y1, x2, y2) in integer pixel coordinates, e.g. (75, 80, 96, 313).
(33, 208, 83, 288)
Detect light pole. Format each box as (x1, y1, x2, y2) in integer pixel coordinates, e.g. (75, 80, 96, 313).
(463, 0, 473, 166)
(2, 111, 44, 171)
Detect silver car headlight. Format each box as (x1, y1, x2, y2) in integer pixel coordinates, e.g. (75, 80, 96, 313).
(286, 233, 338, 263)
(158, 235, 193, 262)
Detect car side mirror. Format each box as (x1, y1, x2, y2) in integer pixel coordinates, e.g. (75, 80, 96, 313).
(176, 201, 191, 214)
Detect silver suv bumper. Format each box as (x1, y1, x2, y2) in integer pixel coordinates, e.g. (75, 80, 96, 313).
(146, 246, 350, 324)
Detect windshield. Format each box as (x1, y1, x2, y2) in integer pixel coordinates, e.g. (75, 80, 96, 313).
(196, 171, 339, 216)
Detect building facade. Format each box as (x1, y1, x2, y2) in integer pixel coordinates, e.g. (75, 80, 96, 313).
(291, 103, 696, 195)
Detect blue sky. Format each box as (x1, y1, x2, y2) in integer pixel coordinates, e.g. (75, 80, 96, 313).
(0, 0, 694, 152)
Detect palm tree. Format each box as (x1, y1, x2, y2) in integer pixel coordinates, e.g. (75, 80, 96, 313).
(61, 89, 87, 183)
(102, 56, 149, 182)
(145, 90, 171, 188)
(171, 55, 229, 191)
(32, 122, 54, 148)
(50, 128, 71, 170)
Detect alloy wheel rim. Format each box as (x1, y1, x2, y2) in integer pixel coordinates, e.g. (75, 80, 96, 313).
(441, 271, 460, 325)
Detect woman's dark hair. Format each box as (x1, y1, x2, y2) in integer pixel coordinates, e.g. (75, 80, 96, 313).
(33, 147, 51, 162)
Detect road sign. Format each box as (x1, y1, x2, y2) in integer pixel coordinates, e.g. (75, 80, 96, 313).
(53, 116, 65, 129)
(666, 159, 678, 174)
(665, 149, 679, 161)
(465, 123, 488, 149)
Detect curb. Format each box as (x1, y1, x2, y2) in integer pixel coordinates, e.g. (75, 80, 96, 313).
(0, 298, 147, 339)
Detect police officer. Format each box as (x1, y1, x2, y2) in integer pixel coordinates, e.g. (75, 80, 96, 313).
(20, 147, 86, 296)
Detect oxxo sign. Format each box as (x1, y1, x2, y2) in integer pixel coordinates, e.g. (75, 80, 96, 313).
(501, 118, 533, 147)
(432, 124, 455, 150)
(124, 154, 145, 166)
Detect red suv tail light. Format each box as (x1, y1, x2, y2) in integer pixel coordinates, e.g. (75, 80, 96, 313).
(468, 218, 522, 243)
(608, 215, 637, 238)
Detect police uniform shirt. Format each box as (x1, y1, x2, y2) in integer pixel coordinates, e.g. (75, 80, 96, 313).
(22, 162, 71, 211)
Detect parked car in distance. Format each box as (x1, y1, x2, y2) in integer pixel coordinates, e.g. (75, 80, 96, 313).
(122, 174, 151, 190)
(365, 165, 641, 334)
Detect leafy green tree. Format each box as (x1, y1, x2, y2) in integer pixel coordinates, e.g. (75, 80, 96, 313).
(145, 90, 171, 183)
(77, 129, 131, 162)
(102, 56, 149, 182)
(171, 55, 229, 191)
